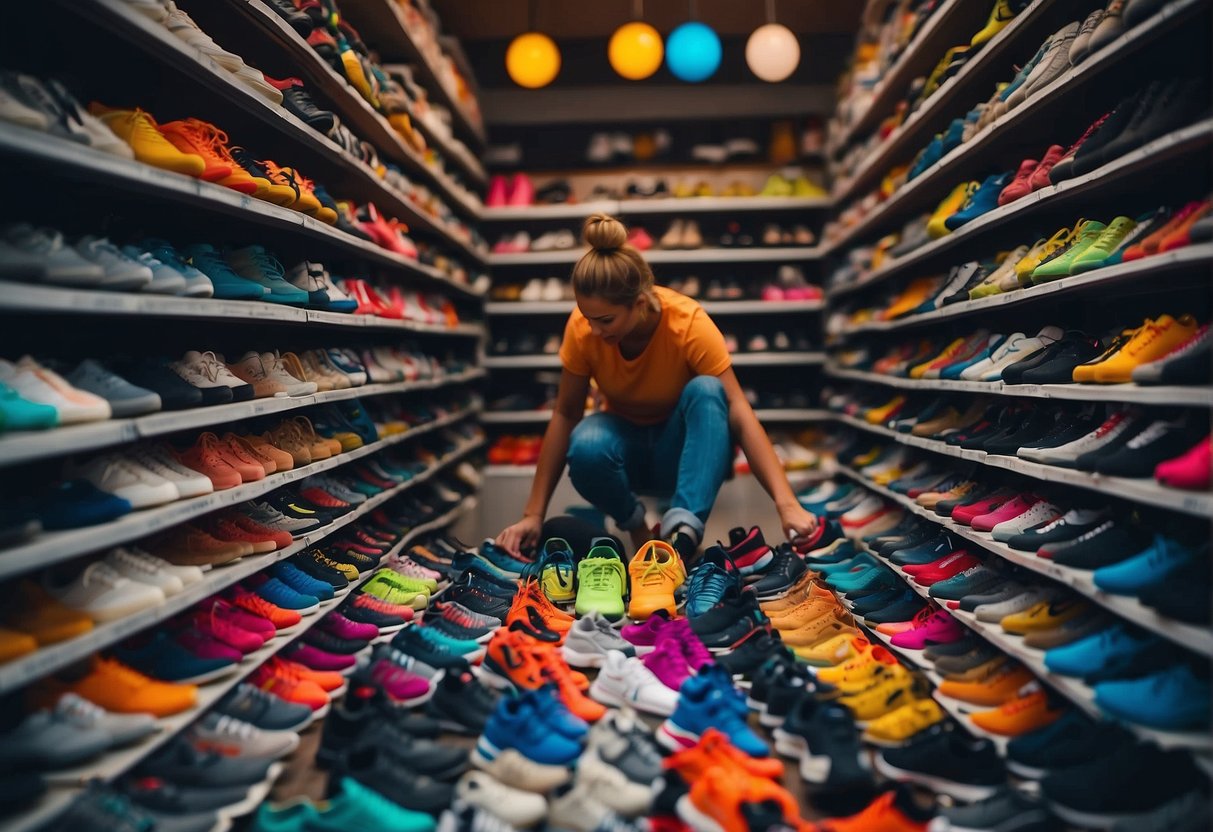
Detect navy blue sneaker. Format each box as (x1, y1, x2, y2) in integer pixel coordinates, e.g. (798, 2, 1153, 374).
(273, 561, 336, 601)
(112, 631, 236, 684)
(37, 480, 131, 530)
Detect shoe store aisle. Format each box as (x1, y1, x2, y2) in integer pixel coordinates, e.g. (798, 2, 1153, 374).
(1, 1, 1211, 832)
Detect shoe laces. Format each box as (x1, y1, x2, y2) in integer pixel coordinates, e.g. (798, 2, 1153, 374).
(194, 432, 228, 465)
(1065, 111, 1112, 155)
(172, 118, 236, 163)
(205, 713, 260, 740)
(688, 563, 733, 602)
(122, 108, 169, 144)
(244, 247, 287, 281)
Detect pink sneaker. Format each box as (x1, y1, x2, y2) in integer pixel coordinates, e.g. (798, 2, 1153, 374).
(173, 627, 243, 664)
(621, 610, 673, 655)
(508, 173, 534, 207)
(643, 638, 692, 691)
(185, 608, 266, 655)
(367, 658, 433, 706)
(970, 494, 1039, 533)
(1155, 437, 1211, 490)
(668, 619, 714, 671)
(875, 605, 933, 636)
(997, 157, 1039, 206)
(761, 284, 785, 301)
(386, 554, 442, 583)
(890, 609, 967, 649)
(322, 612, 380, 642)
(486, 175, 509, 207)
(282, 642, 357, 673)
(628, 227, 653, 250)
(198, 597, 277, 639)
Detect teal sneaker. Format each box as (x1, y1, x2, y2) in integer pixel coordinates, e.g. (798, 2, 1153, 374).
(0, 381, 58, 432)
(252, 799, 319, 832)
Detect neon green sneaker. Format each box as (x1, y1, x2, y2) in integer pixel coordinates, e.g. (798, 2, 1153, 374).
(360, 569, 431, 609)
(1030, 219, 1106, 282)
(574, 547, 627, 621)
(1070, 215, 1139, 273)
(540, 537, 576, 603)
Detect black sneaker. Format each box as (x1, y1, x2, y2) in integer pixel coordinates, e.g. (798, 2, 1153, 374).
(1005, 508, 1110, 552)
(1006, 710, 1134, 779)
(0, 771, 45, 818)
(214, 682, 313, 732)
(340, 600, 408, 634)
(747, 654, 797, 710)
(689, 585, 767, 641)
(772, 696, 872, 789)
(875, 728, 1006, 802)
(758, 659, 825, 730)
(118, 776, 249, 816)
(1094, 418, 1205, 477)
(1042, 520, 1149, 569)
(136, 739, 274, 788)
(922, 635, 985, 663)
(264, 0, 313, 35)
(715, 627, 788, 678)
(850, 587, 909, 617)
(291, 551, 350, 590)
(1041, 744, 1202, 828)
(862, 594, 928, 626)
(52, 784, 219, 832)
(442, 584, 511, 619)
(934, 787, 1061, 832)
(427, 612, 494, 642)
(317, 685, 441, 768)
(302, 628, 369, 656)
(931, 642, 1003, 676)
(425, 668, 498, 735)
(751, 544, 807, 600)
(329, 743, 454, 814)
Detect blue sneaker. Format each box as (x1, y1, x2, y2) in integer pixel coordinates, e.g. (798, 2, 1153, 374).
(0, 381, 58, 432)
(473, 689, 583, 769)
(453, 551, 518, 584)
(390, 625, 482, 669)
(827, 566, 898, 595)
(225, 246, 310, 305)
(478, 540, 533, 575)
(530, 683, 589, 739)
(37, 480, 131, 530)
(180, 243, 266, 300)
(1094, 664, 1211, 731)
(945, 171, 1014, 230)
(1092, 535, 1202, 596)
(250, 575, 320, 613)
(814, 552, 880, 576)
(658, 666, 768, 757)
(272, 562, 335, 602)
(1044, 622, 1165, 680)
(686, 547, 740, 618)
(112, 631, 235, 684)
(139, 238, 212, 296)
(889, 535, 957, 567)
(940, 335, 1006, 380)
(799, 482, 854, 514)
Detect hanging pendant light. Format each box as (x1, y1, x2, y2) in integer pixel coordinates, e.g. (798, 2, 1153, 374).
(609, 0, 663, 80)
(506, 1, 560, 89)
(746, 0, 800, 82)
(666, 1, 721, 83)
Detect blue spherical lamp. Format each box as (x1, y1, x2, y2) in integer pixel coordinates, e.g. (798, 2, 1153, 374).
(666, 21, 721, 83)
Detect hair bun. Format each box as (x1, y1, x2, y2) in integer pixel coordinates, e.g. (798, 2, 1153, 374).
(583, 213, 628, 251)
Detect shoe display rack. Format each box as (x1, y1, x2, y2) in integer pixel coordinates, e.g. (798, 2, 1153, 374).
(815, 0, 1213, 812)
(0, 0, 490, 828)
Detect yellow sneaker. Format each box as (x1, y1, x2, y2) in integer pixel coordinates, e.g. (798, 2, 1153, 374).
(1089, 314, 1199, 383)
(865, 395, 906, 425)
(837, 664, 919, 722)
(794, 633, 866, 667)
(1000, 597, 1091, 635)
(818, 648, 902, 694)
(88, 105, 206, 177)
(909, 337, 967, 379)
(971, 0, 1020, 47)
(927, 181, 974, 238)
(627, 540, 685, 620)
(817, 640, 883, 684)
(0, 627, 37, 664)
(1015, 224, 1078, 284)
(863, 698, 945, 746)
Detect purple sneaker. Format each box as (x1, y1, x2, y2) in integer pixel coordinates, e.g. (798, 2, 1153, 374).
(621, 609, 673, 655)
(643, 638, 693, 691)
(283, 642, 358, 673)
(322, 612, 380, 642)
(367, 658, 433, 706)
(174, 627, 242, 664)
(890, 609, 967, 650)
(669, 619, 714, 671)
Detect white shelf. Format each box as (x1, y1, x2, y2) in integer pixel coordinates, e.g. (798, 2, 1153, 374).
(836, 465, 1213, 658)
(81, 0, 485, 263)
(830, 244, 1213, 331)
(0, 126, 485, 299)
(822, 0, 1210, 267)
(488, 246, 823, 267)
(485, 299, 824, 315)
(479, 407, 831, 425)
(0, 407, 482, 576)
(481, 196, 831, 221)
(755, 408, 833, 421)
(830, 118, 1213, 298)
(0, 369, 485, 469)
(830, 412, 1213, 519)
(0, 281, 486, 335)
(825, 366, 1213, 407)
(0, 436, 481, 696)
(2, 492, 474, 832)
(482, 354, 562, 369)
(732, 351, 826, 367)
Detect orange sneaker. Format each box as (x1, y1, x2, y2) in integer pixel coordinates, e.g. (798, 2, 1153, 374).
(228, 586, 303, 632)
(158, 119, 259, 192)
(482, 628, 549, 690)
(193, 516, 277, 554)
(0, 627, 37, 663)
(818, 786, 932, 831)
(768, 590, 843, 630)
(519, 578, 573, 632)
(239, 433, 295, 471)
(760, 575, 833, 614)
(271, 656, 345, 693)
(249, 657, 331, 712)
(1, 580, 94, 644)
(969, 687, 1063, 736)
(37, 656, 196, 717)
(142, 524, 253, 567)
(88, 105, 206, 177)
(780, 608, 858, 649)
(664, 728, 785, 781)
(533, 645, 606, 722)
(937, 661, 1036, 707)
(505, 591, 565, 643)
(176, 433, 243, 490)
(628, 540, 685, 620)
(682, 766, 803, 832)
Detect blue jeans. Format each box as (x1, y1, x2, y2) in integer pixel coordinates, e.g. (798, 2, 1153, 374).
(566, 375, 731, 544)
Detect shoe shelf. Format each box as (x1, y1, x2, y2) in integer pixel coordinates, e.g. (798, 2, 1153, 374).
(830, 412, 1213, 519)
(829, 0, 973, 155)
(830, 244, 1213, 333)
(0, 281, 486, 337)
(0, 435, 481, 700)
(482, 354, 562, 370)
(79, 0, 486, 265)
(337, 0, 487, 149)
(846, 530, 1213, 753)
(828, 115, 1213, 300)
(822, 0, 1209, 263)
(479, 407, 832, 425)
(3, 492, 476, 832)
(226, 0, 486, 203)
(485, 300, 824, 316)
(825, 366, 1213, 408)
(836, 465, 1213, 659)
(0, 368, 484, 469)
(831, 0, 1057, 207)
(480, 196, 833, 222)
(488, 246, 823, 267)
(0, 404, 483, 579)
(483, 352, 826, 370)
(0, 127, 484, 302)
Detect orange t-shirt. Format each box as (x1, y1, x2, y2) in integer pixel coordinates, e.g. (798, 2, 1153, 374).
(559, 286, 731, 425)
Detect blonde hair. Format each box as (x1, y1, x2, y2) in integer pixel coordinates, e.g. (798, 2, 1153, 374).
(572, 213, 655, 308)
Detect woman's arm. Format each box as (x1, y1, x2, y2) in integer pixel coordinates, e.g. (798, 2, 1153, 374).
(495, 369, 592, 555)
(716, 368, 820, 540)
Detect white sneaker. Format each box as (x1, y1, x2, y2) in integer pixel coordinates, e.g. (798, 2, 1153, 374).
(260, 351, 318, 396)
(228, 352, 290, 399)
(547, 778, 639, 832)
(119, 0, 171, 22)
(469, 747, 570, 794)
(562, 611, 635, 668)
(228, 62, 283, 105)
(589, 650, 678, 716)
(1021, 410, 1140, 467)
(577, 749, 656, 818)
(359, 349, 400, 383)
(65, 453, 181, 508)
(246, 501, 320, 536)
(0, 224, 106, 284)
(54, 693, 158, 745)
(120, 245, 187, 295)
(0, 357, 111, 424)
(454, 771, 547, 828)
(0, 75, 49, 130)
(840, 494, 884, 525)
(39, 78, 134, 158)
(963, 326, 1063, 381)
(164, 5, 243, 72)
(188, 713, 299, 760)
(541, 277, 564, 301)
(105, 546, 202, 594)
(44, 561, 165, 621)
(173, 350, 254, 398)
(990, 500, 1062, 542)
(73, 236, 154, 290)
(127, 444, 215, 498)
(519, 278, 543, 301)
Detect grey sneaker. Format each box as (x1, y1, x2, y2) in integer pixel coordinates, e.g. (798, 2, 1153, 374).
(958, 580, 1027, 613)
(66, 359, 162, 418)
(1110, 788, 1211, 832)
(245, 500, 320, 536)
(932, 786, 1059, 831)
(310, 475, 367, 505)
(580, 708, 662, 816)
(0, 708, 111, 769)
(931, 642, 1004, 677)
(562, 610, 635, 668)
(136, 738, 279, 789)
(188, 712, 300, 760)
(0, 223, 105, 284)
(215, 683, 313, 732)
(974, 585, 1066, 623)
(119, 775, 251, 817)
(928, 564, 1003, 603)
(55, 693, 158, 746)
(547, 779, 647, 832)
(53, 784, 222, 832)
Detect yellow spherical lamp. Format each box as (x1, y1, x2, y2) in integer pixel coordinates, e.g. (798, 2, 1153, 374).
(506, 32, 561, 89)
(746, 23, 800, 82)
(609, 21, 664, 80)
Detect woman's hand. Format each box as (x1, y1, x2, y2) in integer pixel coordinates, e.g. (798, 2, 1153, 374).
(777, 501, 820, 544)
(496, 514, 542, 557)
